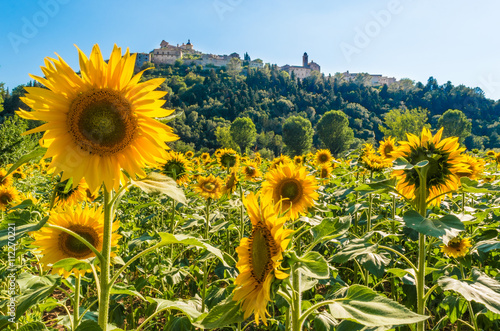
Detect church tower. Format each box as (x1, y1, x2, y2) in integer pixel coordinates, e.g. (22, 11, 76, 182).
(303, 52, 308, 67)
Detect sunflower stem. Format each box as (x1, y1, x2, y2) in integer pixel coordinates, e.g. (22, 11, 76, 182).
(415, 167, 429, 331)
(460, 265, 479, 331)
(239, 184, 244, 240)
(201, 198, 211, 312)
(72, 274, 81, 330)
(170, 198, 176, 259)
(291, 263, 302, 331)
(98, 188, 113, 331)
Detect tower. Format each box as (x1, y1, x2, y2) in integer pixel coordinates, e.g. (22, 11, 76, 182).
(303, 52, 308, 67)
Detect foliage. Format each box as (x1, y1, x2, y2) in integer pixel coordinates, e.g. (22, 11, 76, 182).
(282, 115, 314, 156)
(229, 117, 257, 154)
(379, 107, 430, 141)
(316, 110, 354, 156)
(0, 115, 38, 166)
(437, 109, 472, 143)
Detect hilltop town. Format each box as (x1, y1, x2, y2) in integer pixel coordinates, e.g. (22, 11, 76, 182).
(134, 40, 397, 85)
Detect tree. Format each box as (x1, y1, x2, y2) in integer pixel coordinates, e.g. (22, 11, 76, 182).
(437, 109, 472, 143)
(227, 57, 242, 77)
(282, 116, 313, 156)
(316, 110, 354, 156)
(379, 107, 430, 141)
(215, 125, 238, 150)
(230, 117, 257, 154)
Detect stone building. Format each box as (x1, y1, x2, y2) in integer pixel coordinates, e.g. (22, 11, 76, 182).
(342, 71, 397, 86)
(151, 39, 200, 65)
(281, 52, 321, 79)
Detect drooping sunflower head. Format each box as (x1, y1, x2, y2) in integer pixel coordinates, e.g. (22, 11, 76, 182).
(440, 237, 472, 258)
(269, 154, 292, 170)
(0, 186, 21, 211)
(222, 170, 239, 195)
(216, 148, 239, 169)
(242, 161, 262, 181)
(233, 192, 293, 325)
(195, 174, 223, 200)
(392, 128, 470, 205)
(0, 169, 12, 188)
(18, 44, 179, 192)
(159, 151, 192, 185)
(261, 163, 319, 220)
(54, 178, 89, 206)
(314, 149, 333, 165)
(378, 137, 397, 161)
(31, 206, 121, 278)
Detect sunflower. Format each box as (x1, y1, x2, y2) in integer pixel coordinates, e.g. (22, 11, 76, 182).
(31, 206, 121, 278)
(12, 169, 26, 179)
(261, 163, 319, 219)
(440, 237, 472, 258)
(200, 152, 210, 161)
(253, 152, 262, 166)
(0, 186, 21, 211)
(217, 148, 239, 169)
(222, 170, 239, 195)
(17, 44, 178, 192)
(0, 169, 12, 187)
(269, 155, 292, 170)
(242, 162, 262, 181)
(456, 154, 484, 180)
(392, 128, 469, 205)
(292, 156, 303, 166)
(233, 192, 293, 325)
(361, 153, 392, 172)
(495, 153, 500, 164)
(314, 149, 333, 166)
(378, 137, 397, 161)
(318, 164, 333, 182)
(195, 174, 223, 200)
(185, 150, 194, 159)
(487, 150, 496, 157)
(159, 151, 192, 185)
(54, 178, 90, 206)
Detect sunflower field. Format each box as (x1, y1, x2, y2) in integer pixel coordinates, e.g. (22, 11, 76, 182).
(1, 45, 500, 331)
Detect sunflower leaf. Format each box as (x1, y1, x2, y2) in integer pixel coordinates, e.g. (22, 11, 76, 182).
(157, 233, 228, 267)
(18, 322, 49, 331)
(52, 258, 92, 272)
(460, 177, 500, 193)
(147, 297, 203, 320)
(329, 285, 429, 327)
(131, 172, 186, 204)
(197, 296, 245, 328)
(297, 251, 330, 279)
(75, 320, 103, 331)
(355, 178, 397, 196)
(310, 216, 350, 246)
(403, 210, 464, 238)
(437, 268, 500, 314)
(0, 216, 48, 248)
(5, 147, 47, 178)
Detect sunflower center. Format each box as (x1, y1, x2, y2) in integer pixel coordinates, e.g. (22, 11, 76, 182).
(68, 88, 137, 156)
(279, 179, 302, 202)
(321, 168, 328, 178)
(165, 162, 184, 178)
(60, 225, 98, 258)
(250, 225, 276, 283)
(318, 154, 328, 163)
(203, 181, 216, 192)
(220, 154, 237, 168)
(383, 144, 394, 156)
(0, 193, 13, 205)
(245, 166, 256, 176)
(448, 238, 461, 249)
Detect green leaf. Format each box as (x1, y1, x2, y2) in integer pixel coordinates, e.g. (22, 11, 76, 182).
(329, 285, 429, 327)
(473, 239, 500, 253)
(0, 216, 48, 248)
(18, 322, 48, 331)
(356, 251, 390, 278)
(110, 283, 145, 301)
(439, 296, 467, 324)
(158, 233, 228, 267)
(131, 172, 186, 205)
(403, 210, 464, 238)
(355, 178, 396, 195)
(311, 216, 350, 246)
(16, 281, 59, 320)
(5, 147, 47, 177)
(331, 236, 374, 264)
(198, 296, 245, 328)
(147, 297, 202, 320)
(75, 320, 103, 331)
(460, 177, 500, 193)
(297, 251, 329, 279)
(52, 258, 91, 273)
(336, 320, 392, 331)
(313, 311, 338, 331)
(437, 268, 500, 314)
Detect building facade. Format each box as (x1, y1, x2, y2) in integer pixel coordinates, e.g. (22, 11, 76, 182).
(280, 52, 321, 79)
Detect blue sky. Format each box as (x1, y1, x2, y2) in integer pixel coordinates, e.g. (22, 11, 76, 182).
(2, 0, 500, 100)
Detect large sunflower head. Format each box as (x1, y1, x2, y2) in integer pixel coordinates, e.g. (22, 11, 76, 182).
(0, 169, 12, 187)
(440, 237, 472, 258)
(261, 163, 319, 220)
(314, 149, 333, 165)
(216, 148, 239, 169)
(392, 128, 469, 205)
(0, 186, 21, 211)
(195, 174, 223, 200)
(233, 192, 293, 325)
(31, 206, 121, 278)
(159, 151, 192, 185)
(18, 44, 178, 192)
(378, 137, 397, 161)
